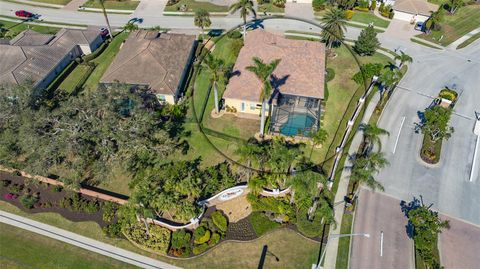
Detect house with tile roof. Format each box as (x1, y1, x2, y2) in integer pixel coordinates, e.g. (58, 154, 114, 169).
(222, 29, 326, 138)
(100, 30, 197, 104)
(0, 28, 103, 90)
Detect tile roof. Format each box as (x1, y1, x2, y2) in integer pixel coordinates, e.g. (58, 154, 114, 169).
(100, 30, 196, 95)
(393, 0, 439, 16)
(223, 29, 326, 102)
(0, 28, 101, 88)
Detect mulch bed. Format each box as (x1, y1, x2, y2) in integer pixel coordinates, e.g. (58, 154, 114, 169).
(224, 216, 257, 241)
(0, 172, 108, 227)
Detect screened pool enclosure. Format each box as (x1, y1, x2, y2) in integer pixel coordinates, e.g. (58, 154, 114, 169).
(269, 93, 321, 138)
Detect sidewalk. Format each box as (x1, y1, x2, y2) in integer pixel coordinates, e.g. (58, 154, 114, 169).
(322, 92, 381, 269)
(0, 210, 180, 269)
(448, 27, 480, 49)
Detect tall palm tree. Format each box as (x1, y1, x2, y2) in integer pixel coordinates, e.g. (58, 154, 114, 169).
(235, 142, 260, 180)
(246, 57, 281, 137)
(378, 68, 401, 93)
(395, 51, 413, 68)
(229, 0, 256, 40)
(350, 152, 389, 196)
(361, 123, 389, 154)
(248, 176, 265, 195)
(320, 8, 347, 49)
(98, 0, 113, 39)
(201, 54, 225, 114)
(194, 9, 211, 33)
(309, 128, 328, 158)
(447, 0, 463, 14)
(425, 9, 443, 33)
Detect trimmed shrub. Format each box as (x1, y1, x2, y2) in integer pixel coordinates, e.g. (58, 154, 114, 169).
(211, 211, 228, 232)
(388, 10, 394, 19)
(194, 229, 211, 245)
(370, 0, 377, 10)
(102, 223, 122, 238)
(20, 194, 39, 209)
(208, 232, 221, 246)
(345, 10, 355, 20)
(192, 243, 209, 255)
(312, 0, 326, 11)
(272, 0, 286, 8)
(439, 89, 457, 101)
(102, 202, 118, 222)
(226, 30, 243, 39)
(326, 67, 335, 82)
(123, 222, 171, 253)
(171, 230, 191, 251)
(379, 2, 385, 12)
(354, 6, 370, 12)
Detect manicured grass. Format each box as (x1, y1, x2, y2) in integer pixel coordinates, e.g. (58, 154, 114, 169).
(410, 38, 443, 49)
(0, 223, 136, 269)
(0, 19, 60, 38)
(83, 32, 129, 91)
(249, 212, 281, 236)
(83, 0, 140, 10)
(417, 5, 480, 46)
(258, 3, 285, 14)
(345, 22, 385, 33)
(57, 64, 92, 93)
(164, 0, 229, 13)
(335, 213, 353, 269)
(0, 201, 319, 269)
(456, 31, 480, 49)
(350, 11, 390, 28)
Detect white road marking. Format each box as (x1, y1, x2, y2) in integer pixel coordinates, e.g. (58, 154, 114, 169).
(380, 231, 384, 257)
(393, 116, 406, 154)
(470, 135, 479, 182)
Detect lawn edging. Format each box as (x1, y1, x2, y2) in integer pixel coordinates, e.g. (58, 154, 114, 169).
(410, 37, 444, 50)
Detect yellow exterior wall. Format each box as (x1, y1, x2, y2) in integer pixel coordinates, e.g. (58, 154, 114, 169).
(225, 98, 270, 116)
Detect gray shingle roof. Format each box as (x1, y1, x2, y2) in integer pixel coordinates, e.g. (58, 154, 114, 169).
(100, 30, 196, 95)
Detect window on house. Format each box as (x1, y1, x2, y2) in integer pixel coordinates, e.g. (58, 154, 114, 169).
(241, 102, 245, 112)
(250, 103, 256, 110)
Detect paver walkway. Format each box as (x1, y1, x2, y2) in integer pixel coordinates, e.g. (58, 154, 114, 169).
(0, 210, 180, 269)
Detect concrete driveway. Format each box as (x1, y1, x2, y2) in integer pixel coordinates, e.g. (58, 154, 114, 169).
(350, 189, 413, 269)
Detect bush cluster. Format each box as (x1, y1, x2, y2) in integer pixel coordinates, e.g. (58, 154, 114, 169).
(102, 223, 122, 238)
(59, 193, 100, 214)
(326, 68, 335, 82)
(312, 0, 326, 11)
(20, 193, 39, 209)
(123, 222, 171, 253)
(170, 229, 192, 257)
(345, 10, 354, 20)
(102, 202, 118, 222)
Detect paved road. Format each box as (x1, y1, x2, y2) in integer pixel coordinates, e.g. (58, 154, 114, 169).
(350, 189, 413, 269)
(0, 210, 180, 269)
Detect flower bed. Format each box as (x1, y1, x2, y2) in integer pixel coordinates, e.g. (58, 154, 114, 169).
(420, 134, 443, 164)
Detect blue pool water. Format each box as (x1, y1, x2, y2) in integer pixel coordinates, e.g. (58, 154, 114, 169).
(280, 113, 316, 136)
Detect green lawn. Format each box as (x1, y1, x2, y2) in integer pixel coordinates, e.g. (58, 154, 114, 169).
(0, 222, 136, 269)
(83, 32, 129, 91)
(249, 212, 281, 236)
(345, 22, 385, 33)
(418, 5, 480, 46)
(0, 19, 60, 38)
(410, 38, 443, 49)
(350, 11, 391, 28)
(26, 0, 72, 5)
(0, 201, 320, 269)
(258, 3, 285, 14)
(57, 64, 92, 93)
(456, 31, 480, 49)
(335, 213, 353, 269)
(164, 0, 229, 13)
(83, 0, 140, 10)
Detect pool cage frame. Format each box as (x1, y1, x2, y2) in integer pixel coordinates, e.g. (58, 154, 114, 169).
(269, 93, 321, 138)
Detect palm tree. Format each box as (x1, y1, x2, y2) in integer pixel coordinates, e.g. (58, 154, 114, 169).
(235, 142, 260, 180)
(350, 152, 389, 196)
(194, 9, 211, 33)
(123, 22, 138, 33)
(395, 51, 412, 68)
(246, 57, 281, 137)
(447, 0, 463, 14)
(229, 0, 256, 40)
(248, 176, 265, 195)
(378, 68, 401, 93)
(425, 9, 443, 33)
(201, 54, 225, 114)
(97, 0, 113, 39)
(320, 8, 347, 49)
(309, 128, 328, 158)
(361, 123, 389, 154)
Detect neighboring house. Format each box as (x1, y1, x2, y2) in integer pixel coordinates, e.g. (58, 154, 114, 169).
(393, 0, 439, 23)
(100, 30, 197, 104)
(223, 29, 325, 138)
(0, 28, 103, 90)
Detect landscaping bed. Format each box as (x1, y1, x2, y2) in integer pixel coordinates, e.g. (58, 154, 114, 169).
(82, 0, 140, 10)
(164, 0, 229, 13)
(0, 172, 116, 227)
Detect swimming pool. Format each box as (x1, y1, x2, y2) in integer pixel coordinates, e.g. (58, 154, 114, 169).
(280, 113, 316, 137)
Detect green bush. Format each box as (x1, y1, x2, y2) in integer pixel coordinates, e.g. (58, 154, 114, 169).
(226, 30, 243, 39)
(82, 42, 108, 62)
(439, 89, 457, 101)
(379, 2, 385, 12)
(312, 0, 326, 11)
(171, 229, 191, 250)
(211, 211, 228, 232)
(52, 185, 63, 192)
(354, 6, 370, 12)
(208, 232, 221, 246)
(326, 68, 335, 82)
(8, 184, 23, 195)
(193, 226, 211, 244)
(102, 202, 118, 222)
(247, 194, 294, 216)
(388, 10, 394, 19)
(59, 193, 100, 214)
(20, 194, 39, 209)
(357, 0, 369, 9)
(370, 0, 376, 10)
(192, 243, 210, 255)
(1, 180, 11, 187)
(345, 10, 354, 20)
(230, 39, 244, 58)
(123, 222, 171, 253)
(102, 223, 122, 238)
(194, 229, 211, 245)
(272, 0, 285, 8)
(249, 212, 280, 236)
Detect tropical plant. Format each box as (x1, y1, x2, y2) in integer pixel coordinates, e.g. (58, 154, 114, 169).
(201, 54, 226, 113)
(378, 68, 401, 91)
(420, 106, 454, 143)
(194, 9, 211, 33)
(229, 0, 256, 40)
(122, 222, 171, 253)
(97, 0, 113, 39)
(336, 0, 356, 9)
(350, 152, 389, 195)
(211, 210, 228, 232)
(352, 63, 384, 86)
(394, 51, 413, 68)
(360, 123, 389, 154)
(248, 176, 266, 195)
(311, 129, 328, 147)
(353, 25, 380, 56)
(123, 22, 139, 33)
(320, 8, 347, 49)
(312, 0, 326, 11)
(446, 0, 463, 14)
(272, 0, 286, 7)
(425, 9, 443, 33)
(246, 57, 281, 136)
